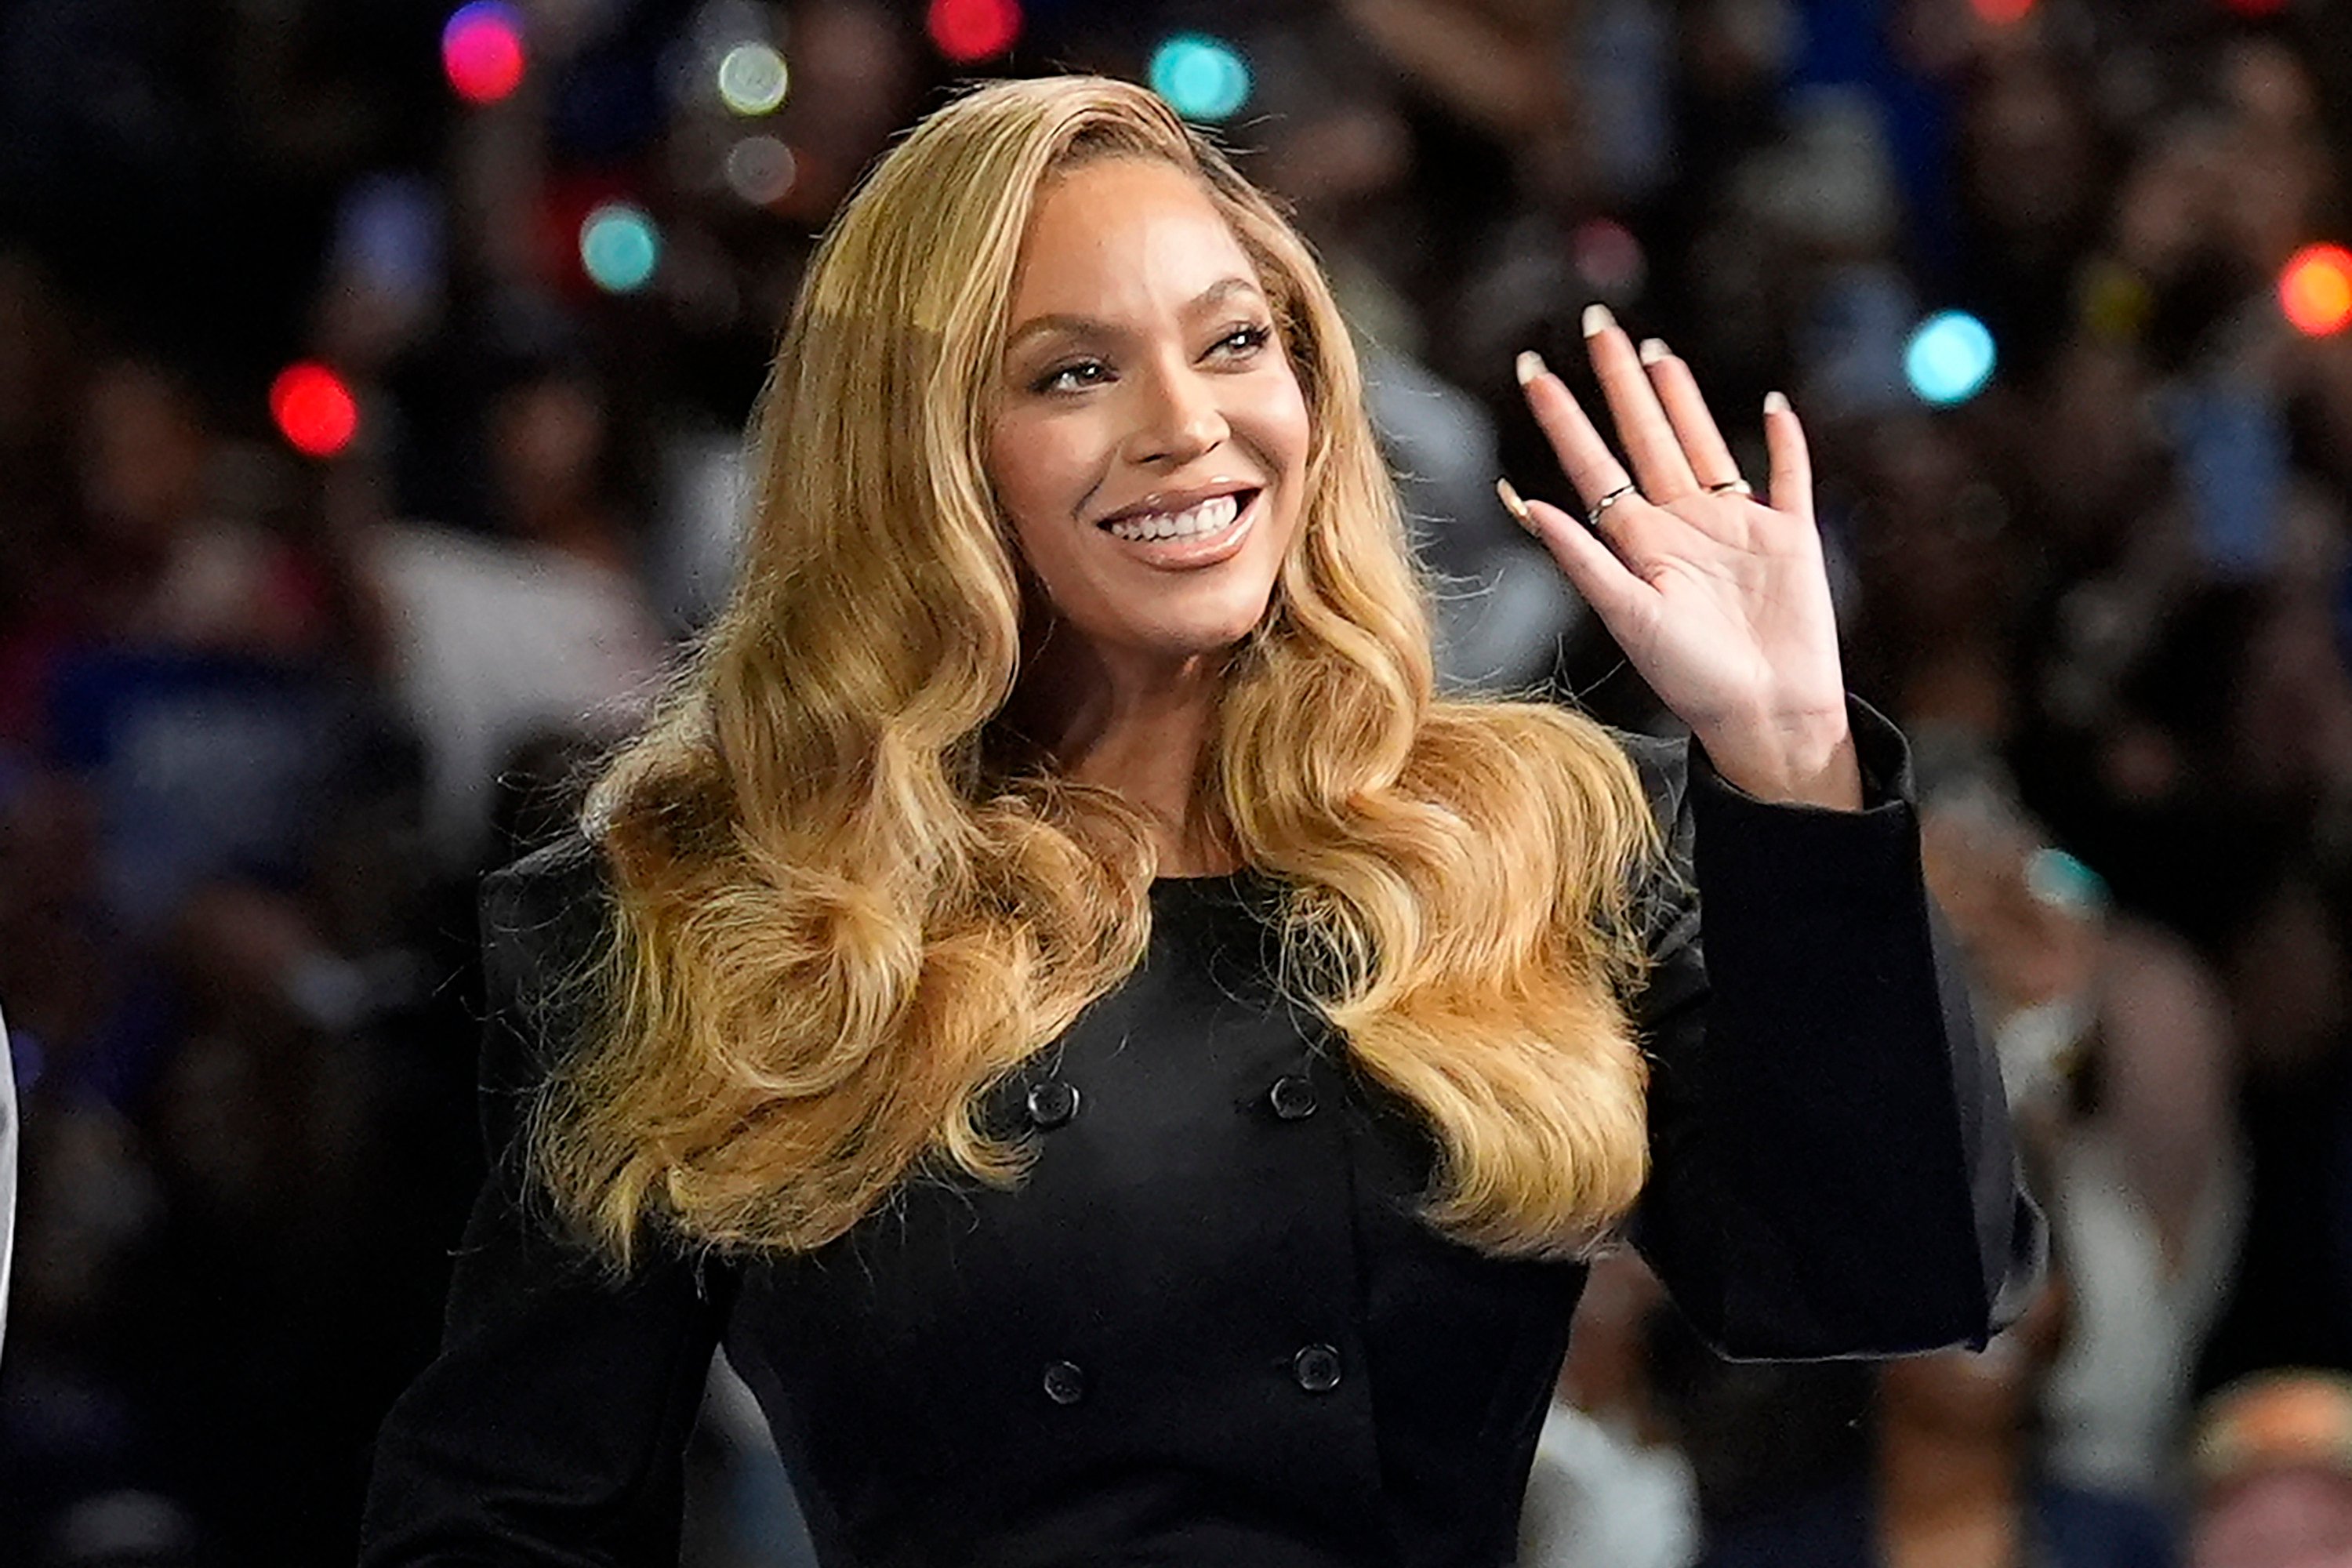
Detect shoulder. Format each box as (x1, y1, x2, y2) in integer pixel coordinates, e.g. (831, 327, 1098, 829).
(481, 831, 612, 986)
(477, 829, 617, 1106)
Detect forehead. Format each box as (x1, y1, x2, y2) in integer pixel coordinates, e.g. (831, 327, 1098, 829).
(1007, 158, 1261, 318)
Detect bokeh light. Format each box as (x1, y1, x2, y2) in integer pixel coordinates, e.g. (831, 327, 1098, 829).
(579, 202, 661, 293)
(1904, 310, 1998, 407)
(270, 364, 360, 457)
(441, 2, 527, 106)
(716, 42, 789, 116)
(2220, 0, 2288, 16)
(1149, 34, 1250, 122)
(724, 137, 798, 206)
(2280, 245, 2352, 337)
(1969, 0, 2037, 23)
(927, 0, 1022, 63)
(1570, 218, 1646, 299)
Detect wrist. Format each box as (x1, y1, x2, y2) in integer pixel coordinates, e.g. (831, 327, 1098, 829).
(1697, 704, 1864, 811)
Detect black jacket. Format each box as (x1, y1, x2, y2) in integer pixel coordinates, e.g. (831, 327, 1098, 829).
(361, 694, 2042, 1567)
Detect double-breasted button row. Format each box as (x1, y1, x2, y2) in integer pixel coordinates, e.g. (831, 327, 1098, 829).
(1025, 1078, 1080, 1129)
(1043, 1347, 1341, 1405)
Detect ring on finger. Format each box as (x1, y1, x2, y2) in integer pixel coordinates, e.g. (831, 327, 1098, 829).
(1706, 477, 1753, 497)
(1586, 483, 1639, 529)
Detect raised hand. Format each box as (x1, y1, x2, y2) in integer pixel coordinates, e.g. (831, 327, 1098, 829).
(1501, 306, 1863, 811)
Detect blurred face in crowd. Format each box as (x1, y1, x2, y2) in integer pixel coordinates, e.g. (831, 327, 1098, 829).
(80, 360, 209, 554)
(489, 373, 608, 530)
(2194, 1468, 2352, 1568)
(988, 157, 1311, 691)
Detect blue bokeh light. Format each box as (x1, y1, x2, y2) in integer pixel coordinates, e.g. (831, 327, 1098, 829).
(1149, 34, 1250, 122)
(580, 202, 660, 293)
(1904, 310, 1997, 407)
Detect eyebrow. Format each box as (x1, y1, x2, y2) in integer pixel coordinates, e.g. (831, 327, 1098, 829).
(1002, 276, 1267, 357)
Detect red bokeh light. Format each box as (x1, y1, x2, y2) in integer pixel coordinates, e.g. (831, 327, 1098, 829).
(270, 363, 360, 457)
(2220, 0, 2288, 16)
(443, 3, 527, 106)
(1969, 0, 2037, 23)
(927, 0, 1022, 64)
(2280, 245, 2352, 338)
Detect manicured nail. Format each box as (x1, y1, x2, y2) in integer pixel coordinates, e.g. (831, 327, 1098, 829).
(1496, 477, 1536, 532)
(1639, 338, 1670, 366)
(1581, 303, 1615, 338)
(1765, 390, 1791, 416)
(1515, 350, 1546, 387)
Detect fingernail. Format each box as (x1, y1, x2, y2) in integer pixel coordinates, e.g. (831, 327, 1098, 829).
(1496, 477, 1536, 532)
(1639, 338, 1670, 366)
(1581, 303, 1615, 339)
(1765, 390, 1791, 416)
(1515, 350, 1546, 387)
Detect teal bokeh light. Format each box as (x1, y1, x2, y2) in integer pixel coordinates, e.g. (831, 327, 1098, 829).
(1149, 34, 1250, 122)
(580, 202, 660, 293)
(1904, 310, 1997, 407)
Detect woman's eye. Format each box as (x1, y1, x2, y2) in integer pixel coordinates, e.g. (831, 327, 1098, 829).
(1214, 324, 1272, 358)
(1036, 360, 1109, 394)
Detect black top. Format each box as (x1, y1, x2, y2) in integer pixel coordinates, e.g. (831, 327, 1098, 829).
(361, 694, 2042, 1568)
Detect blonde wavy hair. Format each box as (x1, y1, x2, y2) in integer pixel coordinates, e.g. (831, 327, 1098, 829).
(536, 74, 1671, 1268)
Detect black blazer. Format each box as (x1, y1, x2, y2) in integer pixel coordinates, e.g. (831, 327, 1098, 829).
(361, 694, 2042, 1568)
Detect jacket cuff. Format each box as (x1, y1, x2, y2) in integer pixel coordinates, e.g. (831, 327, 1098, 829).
(1686, 692, 1913, 818)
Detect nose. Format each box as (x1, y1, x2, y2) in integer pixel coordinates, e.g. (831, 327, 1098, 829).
(1122, 356, 1229, 467)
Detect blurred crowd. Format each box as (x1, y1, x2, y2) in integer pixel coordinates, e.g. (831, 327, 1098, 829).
(5, 0, 2352, 1564)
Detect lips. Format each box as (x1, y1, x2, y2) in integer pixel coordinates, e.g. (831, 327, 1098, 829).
(1091, 481, 1262, 531)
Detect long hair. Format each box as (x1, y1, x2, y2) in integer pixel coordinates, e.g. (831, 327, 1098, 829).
(535, 75, 1669, 1267)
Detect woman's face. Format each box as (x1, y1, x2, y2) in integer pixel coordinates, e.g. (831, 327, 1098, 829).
(987, 157, 1312, 682)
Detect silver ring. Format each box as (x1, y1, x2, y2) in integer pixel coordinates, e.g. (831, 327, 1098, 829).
(1586, 483, 1639, 529)
(1707, 478, 1753, 496)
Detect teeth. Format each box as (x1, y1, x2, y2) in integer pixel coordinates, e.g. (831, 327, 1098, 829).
(1105, 492, 1240, 543)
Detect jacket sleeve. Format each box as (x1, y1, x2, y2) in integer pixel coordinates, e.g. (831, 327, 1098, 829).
(360, 837, 725, 1566)
(1620, 694, 2045, 1360)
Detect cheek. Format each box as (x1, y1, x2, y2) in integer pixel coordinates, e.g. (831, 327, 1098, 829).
(987, 414, 1087, 561)
(1247, 368, 1313, 477)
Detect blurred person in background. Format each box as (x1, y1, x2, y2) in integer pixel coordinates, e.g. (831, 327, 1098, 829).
(360, 336, 667, 877)
(1698, 1260, 2175, 1568)
(1519, 1248, 1703, 1568)
(1919, 755, 2243, 1504)
(2190, 1372, 2352, 1568)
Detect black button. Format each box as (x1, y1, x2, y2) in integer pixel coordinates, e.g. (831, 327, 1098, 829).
(1292, 1343, 1342, 1393)
(1043, 1359, 1087, 1405)
(1267, 1074, 1317, 1120)
(1025, 1079, 1080, 1129)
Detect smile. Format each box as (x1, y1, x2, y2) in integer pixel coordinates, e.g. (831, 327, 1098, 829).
(1094, 488, 1261, 568)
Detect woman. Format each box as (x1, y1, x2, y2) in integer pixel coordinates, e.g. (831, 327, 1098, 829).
(362, 76, 2037, 1567)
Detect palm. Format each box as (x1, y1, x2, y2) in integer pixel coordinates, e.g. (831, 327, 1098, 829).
(1505, 312, 1846, 744)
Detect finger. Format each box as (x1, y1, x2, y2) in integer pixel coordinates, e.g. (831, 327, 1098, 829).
(1762, 390, 1813, 521)
(1516, 352, 1638, 513)
(1584, 306, 1700, 501)
(1513, 491, 1656, 629)
(1639, 340, 1743, 490)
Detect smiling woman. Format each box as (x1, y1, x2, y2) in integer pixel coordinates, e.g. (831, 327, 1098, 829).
(361, 74, 2038, 1568)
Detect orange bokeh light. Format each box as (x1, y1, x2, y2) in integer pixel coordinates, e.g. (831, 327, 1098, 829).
(2281, 245, 2352, 338)
(1970, 0, 2036, 24)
